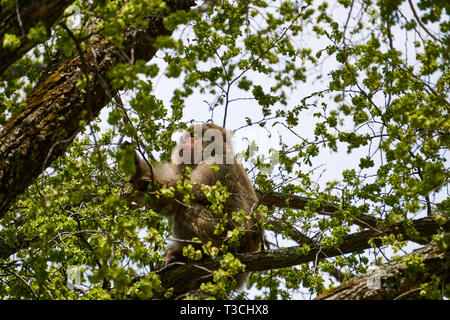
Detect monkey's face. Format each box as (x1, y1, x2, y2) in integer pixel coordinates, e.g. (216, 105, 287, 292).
(177, 130, 198, 166)
(179, 134, 194, 155)
(173, 124, 234, 167)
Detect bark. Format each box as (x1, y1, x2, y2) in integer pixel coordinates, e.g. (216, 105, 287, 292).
(316, 244, 450, 300)
(257, 190, 381, 228)
(155, 217, 450, 296)
(0, 0, 196, 219)
(0, 0, 73, 75)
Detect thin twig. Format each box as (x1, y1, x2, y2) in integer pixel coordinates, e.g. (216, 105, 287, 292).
(15, 0, 25, 37)
(407, 0, 443, 45)
(393, 287, 421, 300)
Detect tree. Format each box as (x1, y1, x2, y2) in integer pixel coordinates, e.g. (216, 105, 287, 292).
(315, 243, 450, 300)
(0, 0, 448, 299)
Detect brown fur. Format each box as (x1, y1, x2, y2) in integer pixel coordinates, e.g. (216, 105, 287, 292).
(130, 124, 264, 289)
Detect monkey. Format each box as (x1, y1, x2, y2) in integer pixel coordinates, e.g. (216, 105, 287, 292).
(129, 123, 264, 289)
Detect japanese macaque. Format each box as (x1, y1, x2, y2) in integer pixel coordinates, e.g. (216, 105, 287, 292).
(129, 123, 264, 289)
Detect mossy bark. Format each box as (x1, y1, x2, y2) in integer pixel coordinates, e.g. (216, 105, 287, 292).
(0, 0, 196, 219)
(316, 244, 450, 300)
(0, 0, 73, 75)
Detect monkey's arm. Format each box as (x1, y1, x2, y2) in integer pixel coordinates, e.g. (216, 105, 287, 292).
(131, 163, 220, 212)
(131, 153, 228, 208)
(171, 162, 229, 205)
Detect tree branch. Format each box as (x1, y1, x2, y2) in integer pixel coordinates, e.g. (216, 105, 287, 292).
(256, 190, 381, 229)
(0, 189, 374, 261)
(316, 244, 450, 299)
(0, 0, 73, 75)
(407, 0, 443, 45)
(156, 217, 450, 295)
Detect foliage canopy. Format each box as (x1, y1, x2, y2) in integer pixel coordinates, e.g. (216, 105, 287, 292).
(0, 0, 448, 299)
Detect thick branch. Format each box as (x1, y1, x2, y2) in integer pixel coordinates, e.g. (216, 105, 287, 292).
(156, 217, 450, 295)
(0, 0, 73, 75)
(0, 0, 196, 219)
(316, 244, 450, 300)
(0, 189, 376, 260)
(257, 190, 381, 228)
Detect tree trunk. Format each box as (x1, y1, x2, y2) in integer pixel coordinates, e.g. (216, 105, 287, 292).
(316, 244, 450, 300)
(0, 0, 196, 219)
(0, 0, 73, 75)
